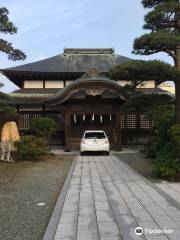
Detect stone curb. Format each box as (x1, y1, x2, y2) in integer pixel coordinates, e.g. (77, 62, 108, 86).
(43, 157, 77, 240)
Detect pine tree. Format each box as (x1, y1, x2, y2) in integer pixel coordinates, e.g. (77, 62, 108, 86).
(0, 7, 26, 60)
(110, 0, 180, 123)
(133, 0, 180, 123)
(0, 7, 26, 119)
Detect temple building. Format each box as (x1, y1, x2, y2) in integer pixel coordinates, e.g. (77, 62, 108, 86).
(1, 48, 169, 151)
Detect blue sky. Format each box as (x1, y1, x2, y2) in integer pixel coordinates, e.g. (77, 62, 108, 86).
(0, 0, 173, 92)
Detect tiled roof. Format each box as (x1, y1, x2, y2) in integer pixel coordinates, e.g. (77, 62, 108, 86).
(3, 48, 131, 73)
(12, 88, 60, 95)
(8, 88, 170, 106)
(137, 88, 171, 95)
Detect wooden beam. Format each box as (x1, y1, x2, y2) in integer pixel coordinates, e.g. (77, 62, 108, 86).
(65, 110, 71, 151)
(115, 112, 122, 151)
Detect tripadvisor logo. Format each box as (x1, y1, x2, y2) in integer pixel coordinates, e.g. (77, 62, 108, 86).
(135, 227, 143, 236)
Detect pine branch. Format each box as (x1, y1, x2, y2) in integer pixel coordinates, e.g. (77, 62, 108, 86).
(0, 7, 17, 34)
(0, 39, 26, 61)
(142, 0, 177, 9)
(133, 31, 180, 61)
(109, 60, 180, 84)
(0, 7, 26, 61)
(144, 2, 180, 31)
(164, 50, 176, 59)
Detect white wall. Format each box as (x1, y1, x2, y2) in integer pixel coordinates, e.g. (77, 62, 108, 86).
(24, 80, 64, 88)
(117, 80, 131, 86)
(137, 81, 155, 88)
(24, 80, 43, 88)
(158, 82, 175, 94)
(45, 81, 64, 88)
(117, 80, 155, 88)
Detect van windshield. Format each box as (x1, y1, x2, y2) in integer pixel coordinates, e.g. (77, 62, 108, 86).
(85, 132, 106, 139)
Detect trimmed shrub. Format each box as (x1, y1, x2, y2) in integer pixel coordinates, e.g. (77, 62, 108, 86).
(31, 117, 57, 138)
(15, 135, 47, 160)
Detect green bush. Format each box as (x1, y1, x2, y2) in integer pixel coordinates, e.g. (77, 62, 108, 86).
(145, 105, 180, 178)
(145, 105, 175, 133)
(145, 105, 175, 159)
(169, 124, 180, 157)
(146, 136, 164, 159)
(152, 142, 180, 178)
(15, 135, 48, 160)
(31, 117, 57, 140)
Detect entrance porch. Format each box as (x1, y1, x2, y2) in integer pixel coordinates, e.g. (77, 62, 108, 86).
(64, 108, 121, 151)
(45, 68, 126, 151)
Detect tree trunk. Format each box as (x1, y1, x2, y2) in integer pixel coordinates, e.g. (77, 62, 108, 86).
(175, 47, 180, 124)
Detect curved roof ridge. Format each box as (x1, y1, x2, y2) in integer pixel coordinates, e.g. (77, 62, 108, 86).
(63, 48, 115, 55)
(45, 68, 126, 105)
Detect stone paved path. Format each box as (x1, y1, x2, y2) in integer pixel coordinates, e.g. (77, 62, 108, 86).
(155, 182, 180, 204)
(52, 155, 180, 240)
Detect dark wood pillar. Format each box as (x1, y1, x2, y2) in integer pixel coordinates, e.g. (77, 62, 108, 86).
(65, 110, 71, 152)
(115, 112, 122, 151)
(136, 113, 141, 144)
(16, 105, 20, 129)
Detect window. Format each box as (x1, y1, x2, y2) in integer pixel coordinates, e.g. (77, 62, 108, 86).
(84, 132, 106, 139)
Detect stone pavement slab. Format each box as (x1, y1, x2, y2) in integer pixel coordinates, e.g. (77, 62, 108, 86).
(44, 155, 180, 240)
(155, 182, 180, 204)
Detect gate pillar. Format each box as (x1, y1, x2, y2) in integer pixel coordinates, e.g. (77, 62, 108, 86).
(65, 110, 71, 152)
(115, 112, 122, 151)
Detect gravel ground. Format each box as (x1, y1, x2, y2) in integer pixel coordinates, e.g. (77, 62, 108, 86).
(116, 152, 180, 182)
(115, 152, 159, 181)
(0, 154, 75, 240)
